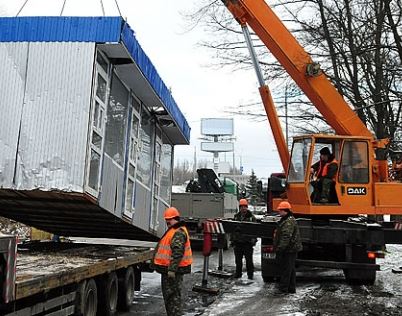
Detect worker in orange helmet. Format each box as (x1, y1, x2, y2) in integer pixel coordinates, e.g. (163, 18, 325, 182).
(152, 207, 192, 315)
(231, 198, 257, 279)
(273, 201, 302, 294)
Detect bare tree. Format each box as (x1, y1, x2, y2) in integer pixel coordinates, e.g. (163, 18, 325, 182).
(187, 0, 402, 150)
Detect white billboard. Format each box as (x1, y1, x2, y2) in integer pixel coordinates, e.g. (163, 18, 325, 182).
(201, 118, 234, 136)
(201, 142, 234, 152)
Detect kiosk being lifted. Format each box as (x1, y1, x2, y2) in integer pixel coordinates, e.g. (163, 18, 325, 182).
(0, 16, 190, 241)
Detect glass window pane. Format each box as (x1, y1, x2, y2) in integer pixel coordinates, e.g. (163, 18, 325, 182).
(131, 114, 139, 137)
(130, 137, 137, 161)
(93, 101, 99, 128)
(131, 97, 141, 113)
(288, 139, 311, 183)
(98, 109, 104, 130)
(104, 73, 129, 167)
(96, 74, 107, 103)
(129, 164, 135, 178)
(97, 53, 108, 73)
(88, 150, 100, 191)
(92, 131, 102, 149)
(125, 179, 134, 212)
(156, 143, 161, 162)
(136, 110, 153, 186)
(340, 141, 369, 183)
(160, 144, 172, 201)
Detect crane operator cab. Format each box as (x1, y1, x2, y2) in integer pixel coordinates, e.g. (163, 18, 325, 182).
(286, 135, 373, 215)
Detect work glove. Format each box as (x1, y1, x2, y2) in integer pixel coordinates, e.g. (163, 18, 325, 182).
(167, 271, 176, 279)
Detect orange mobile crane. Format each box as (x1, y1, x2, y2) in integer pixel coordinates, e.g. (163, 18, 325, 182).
(219, 0, 402, 284)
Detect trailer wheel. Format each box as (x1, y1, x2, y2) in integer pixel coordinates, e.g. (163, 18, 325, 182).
(117, 266, 135, 311)
(76, 279, 98, 316)
(262, 276, 275, 283)
(343, 269, 376, 285)
(98, 272, 119, 316)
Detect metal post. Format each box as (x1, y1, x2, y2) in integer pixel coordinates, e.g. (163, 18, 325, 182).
(202, 256, 209, 286)
(218, 248, 224, 271)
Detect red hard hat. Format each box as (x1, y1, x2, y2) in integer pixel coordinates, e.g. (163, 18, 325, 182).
(277, 201, 292, 210)
(164, 207, 180, 219)
(239, 199, 248, 206)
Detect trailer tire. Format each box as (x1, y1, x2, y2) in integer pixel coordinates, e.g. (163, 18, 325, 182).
(76, 279, 98, 316)
(117, 266, 135, 311)
(98, 272, 119, 316)
(262, 276, 275, 283)
(343, 269, 376, 285)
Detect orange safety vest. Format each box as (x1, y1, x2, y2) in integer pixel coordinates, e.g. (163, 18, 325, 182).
(153, 226, 192, 267)
(318, 159, 338, 179)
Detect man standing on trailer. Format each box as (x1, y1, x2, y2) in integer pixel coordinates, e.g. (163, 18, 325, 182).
(231, 198, 257, 279)
(152, 207, 193, 316)
(273, 201, 302, 294)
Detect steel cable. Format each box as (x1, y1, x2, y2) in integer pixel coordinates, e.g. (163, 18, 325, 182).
(60, 0, 67, 16)
(16, 0, 29, 16)
(99, 0, 105, 16)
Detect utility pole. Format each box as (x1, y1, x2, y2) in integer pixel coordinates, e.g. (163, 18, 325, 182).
(285, 83, 289, 147)
(193, 146, 197, 178)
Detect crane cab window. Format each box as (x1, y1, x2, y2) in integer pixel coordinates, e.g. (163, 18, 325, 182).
(288, 139, 311, 183)
(339, 141, 369, 183)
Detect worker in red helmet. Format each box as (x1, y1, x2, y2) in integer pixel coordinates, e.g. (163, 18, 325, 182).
(152, 207, 192, 315)
(231, 198, 257, 279)
(273, 201, 302, 294)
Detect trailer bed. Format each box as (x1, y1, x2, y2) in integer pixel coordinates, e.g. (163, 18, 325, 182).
(14, 243, 154, 300)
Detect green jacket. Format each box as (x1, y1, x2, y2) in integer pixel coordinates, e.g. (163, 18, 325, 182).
(152, 222, 192, 275)
(273, 213, 302, 253)
(231, 209, 257, 245)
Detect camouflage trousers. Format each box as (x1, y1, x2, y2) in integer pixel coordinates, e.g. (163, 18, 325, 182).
(161, 273, 183, 316)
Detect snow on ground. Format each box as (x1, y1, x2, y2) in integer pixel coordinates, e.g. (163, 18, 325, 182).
(124, 241, 402, 316)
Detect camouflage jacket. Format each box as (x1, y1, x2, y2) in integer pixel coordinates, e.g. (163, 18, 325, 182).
(152, 221, 192, 275)
(230, 209, 257, 245)
(273, 213, 303, 253)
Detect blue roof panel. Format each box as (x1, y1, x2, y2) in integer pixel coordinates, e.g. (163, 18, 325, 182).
(0, 16, 122, 42)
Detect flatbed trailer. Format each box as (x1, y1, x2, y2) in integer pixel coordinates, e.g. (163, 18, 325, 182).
(0, 238, 154, 316)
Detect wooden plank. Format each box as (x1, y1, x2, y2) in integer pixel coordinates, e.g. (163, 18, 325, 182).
(14, 246, 154, 300)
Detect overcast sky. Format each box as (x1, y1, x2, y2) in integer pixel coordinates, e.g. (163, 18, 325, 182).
(0, 0, 283, 180)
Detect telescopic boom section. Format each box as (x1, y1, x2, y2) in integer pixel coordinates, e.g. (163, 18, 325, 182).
(222, 0, 373, 139)
(241, 25, 290, 172)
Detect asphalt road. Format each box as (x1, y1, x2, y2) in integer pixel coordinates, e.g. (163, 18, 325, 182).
(122, 241, 402, 316)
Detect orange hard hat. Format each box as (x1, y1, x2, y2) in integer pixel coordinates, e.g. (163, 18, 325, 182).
(239, 199, 248, 206)
(277, 201, 292, 210)
(164, 207, 180, 219)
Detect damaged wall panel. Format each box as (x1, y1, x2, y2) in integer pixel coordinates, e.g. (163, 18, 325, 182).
(0, 43, 28, 187)
(15, 42, 95, 191)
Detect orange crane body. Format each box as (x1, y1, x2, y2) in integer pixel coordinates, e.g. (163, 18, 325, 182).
(222, 0, 402, 216)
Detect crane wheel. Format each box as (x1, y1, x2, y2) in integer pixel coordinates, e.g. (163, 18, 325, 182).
(117, 266, 135, 311)
(98, 272, 119, 316)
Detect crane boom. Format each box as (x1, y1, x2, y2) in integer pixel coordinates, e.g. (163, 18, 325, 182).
(222, 0, 373, 139)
